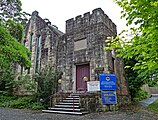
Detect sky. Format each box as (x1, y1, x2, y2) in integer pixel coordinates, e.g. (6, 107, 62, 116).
(20, 0, 127, 34)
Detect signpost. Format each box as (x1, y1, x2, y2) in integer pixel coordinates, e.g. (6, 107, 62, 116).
(99, 74, 117, 106)
(101, 91, 117, 104)
(100, 74, 116, 90)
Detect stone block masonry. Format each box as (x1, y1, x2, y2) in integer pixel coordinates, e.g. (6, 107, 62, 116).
(22, 8, 130, 104)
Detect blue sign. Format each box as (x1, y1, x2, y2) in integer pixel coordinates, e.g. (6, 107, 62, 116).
(102, 91, 117, 104)
(100, 74, 116, 90)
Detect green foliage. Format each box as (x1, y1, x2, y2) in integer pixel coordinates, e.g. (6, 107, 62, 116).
(0, 0, 31, 96)
(0, 94, 16, 102)
(30, 102, 44, 110)
(32, 66, 62, 107)
(0, 95, 16, 107)
(105, 0, 158, 99)
(124, 58, 144, 99)
(0, 22, 31, 94)
(148, 80, 158, 87)
(0, 0, 30, 25)
(1, 72, 16, 95)
(0, 5, 31, 71)
(132, 89, 148, 102)
(10, 97, 34, 108)
(147, 99, 158, 114)
(14, 75, 37, 94)
(0, 0, 22, 21)
(112, 0, 158, 80)
(5, 19, 24, 43)
(0, 95, 44, 110)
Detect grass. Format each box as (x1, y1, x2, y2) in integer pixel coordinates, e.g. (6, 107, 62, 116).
(147, 99, 158, 114)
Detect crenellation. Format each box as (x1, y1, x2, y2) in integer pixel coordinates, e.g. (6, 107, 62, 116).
(112, 23, 117, 35)
(75, 15, 82, 21)
(74, 15, 82, 29)
(108, 19, 113, 31)
(66, 18, 74, 33)
(83, 12, 90, 19)
(65, 8, 116, 36)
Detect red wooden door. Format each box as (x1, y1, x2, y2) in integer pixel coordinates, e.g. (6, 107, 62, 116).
(76, 64, 90, 91)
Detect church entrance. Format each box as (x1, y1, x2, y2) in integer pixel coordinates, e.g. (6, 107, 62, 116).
(76, 64, 90, 91)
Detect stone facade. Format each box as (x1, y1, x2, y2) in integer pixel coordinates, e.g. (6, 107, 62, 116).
(23, 8, 129, 97)
(24, 11, 64, 74)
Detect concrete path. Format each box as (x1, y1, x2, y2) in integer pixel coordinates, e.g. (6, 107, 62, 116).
(138, 94, 158, 107)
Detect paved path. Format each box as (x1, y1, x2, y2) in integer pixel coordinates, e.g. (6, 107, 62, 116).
(0, 107, 158, 120)
(138, 94, 158, 107)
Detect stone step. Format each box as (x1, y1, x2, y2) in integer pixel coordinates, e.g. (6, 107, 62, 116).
(42, 110, 88, 115)
(65, 97, 79, 100)
(55, 104, 80, 108)
(62, 99, 79, 102)
(59, 102, 79, 105)
(68, 95, 80, 98)
(48, 107, 85, 111)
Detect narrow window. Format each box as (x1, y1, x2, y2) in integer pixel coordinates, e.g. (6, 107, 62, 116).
(30, 33, 33, 53)
(112, 57, 115, 72)
(24, 40, 26, 47)
(44, 48, 48, 65)
(28, 68, 30, 74)
(27, 33, 34, 74)
(20, 66, 23, 75)
(35, 36, 41, 72)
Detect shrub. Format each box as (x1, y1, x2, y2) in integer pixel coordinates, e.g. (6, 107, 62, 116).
(32, 66, 62, 108)
(133, 89, 148, 102)
(0, 95, 16, 107)
(0, 94, 44, 110)
(0, 95, 16, 102)
(31, 102, 44, 110)
(10, 96, 35, 109)
(9, 96, 44, 109)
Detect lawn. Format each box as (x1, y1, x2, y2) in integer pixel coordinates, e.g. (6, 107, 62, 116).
(147, 99, 158, 114)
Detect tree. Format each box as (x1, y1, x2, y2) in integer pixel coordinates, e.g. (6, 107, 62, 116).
(0, 0, 30, 25)
(0, 0, 22, 21)
(0, 22, 31, 94)
(0, 0, 31, 94)
(106, 0, 158, 98)
(112, 0, 158, 78)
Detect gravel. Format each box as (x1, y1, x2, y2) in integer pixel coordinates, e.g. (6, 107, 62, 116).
(0, 107, 158, 120)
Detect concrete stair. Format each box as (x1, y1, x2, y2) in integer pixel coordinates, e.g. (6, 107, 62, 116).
(42, 93, 88, 115)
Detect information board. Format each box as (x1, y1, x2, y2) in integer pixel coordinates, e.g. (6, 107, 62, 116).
(100, 74, 116, 90)
(87, 81, 100, 92)
(101, 91, 117, 104)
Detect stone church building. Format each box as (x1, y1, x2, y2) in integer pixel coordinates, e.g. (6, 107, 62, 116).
(23, 8, 129, 98)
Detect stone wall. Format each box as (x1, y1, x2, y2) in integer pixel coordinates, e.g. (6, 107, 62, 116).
(23, 11, 63, 74)
(57, 8, 117, 91)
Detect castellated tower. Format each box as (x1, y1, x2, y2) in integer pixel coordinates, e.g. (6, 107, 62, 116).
(57, 8, 129, 99)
